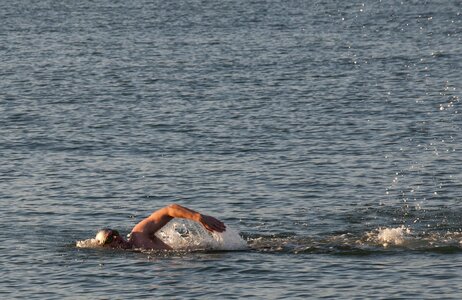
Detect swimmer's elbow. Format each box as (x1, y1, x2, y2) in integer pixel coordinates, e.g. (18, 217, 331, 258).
(166, 203, 182, 213)
(165, 203, 182, 216)
(168, 203, 181, 209)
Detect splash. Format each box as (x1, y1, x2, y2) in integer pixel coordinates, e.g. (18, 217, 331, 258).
(157, 220, 248, 251)
(376, 226, 411, 247)
(76, 238, 101, 248)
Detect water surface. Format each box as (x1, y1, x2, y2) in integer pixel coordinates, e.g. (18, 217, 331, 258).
(1, 0, 461, 298)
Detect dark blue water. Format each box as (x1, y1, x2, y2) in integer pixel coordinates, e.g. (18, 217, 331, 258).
(1, 0, 461, 298)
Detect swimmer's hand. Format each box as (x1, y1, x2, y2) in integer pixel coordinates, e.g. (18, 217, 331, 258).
(199, 214, 226, 233)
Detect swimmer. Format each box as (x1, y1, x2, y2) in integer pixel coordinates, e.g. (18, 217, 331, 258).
(95, 204, 226, 250)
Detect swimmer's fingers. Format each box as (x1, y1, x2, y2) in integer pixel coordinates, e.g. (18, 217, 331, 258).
(199, 214, 226, 233)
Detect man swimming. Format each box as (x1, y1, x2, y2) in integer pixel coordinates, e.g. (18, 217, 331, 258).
(95, 204, 226, 250)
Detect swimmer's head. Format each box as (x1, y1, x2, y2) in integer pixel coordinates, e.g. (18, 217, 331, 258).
(95, 228, 121, 247)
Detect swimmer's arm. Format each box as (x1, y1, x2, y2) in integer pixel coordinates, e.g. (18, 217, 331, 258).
(131, 204, 226, 236)
(165, 204, 226, 233)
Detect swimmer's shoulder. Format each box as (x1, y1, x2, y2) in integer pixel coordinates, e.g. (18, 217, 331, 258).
(128, 231, 172, 250)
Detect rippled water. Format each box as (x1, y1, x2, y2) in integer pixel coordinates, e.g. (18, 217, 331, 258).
(1, 0, 461, 298)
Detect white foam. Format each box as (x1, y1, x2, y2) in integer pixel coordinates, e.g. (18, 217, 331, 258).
(76, 238, 101, 248)
(376, 226, 411, 247)
(157, 220, 248, 251)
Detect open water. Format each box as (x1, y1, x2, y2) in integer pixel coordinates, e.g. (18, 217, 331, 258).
(1, 0, 462, 298)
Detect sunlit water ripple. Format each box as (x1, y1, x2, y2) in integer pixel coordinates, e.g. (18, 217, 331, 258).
(1, 0, 461, 298)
